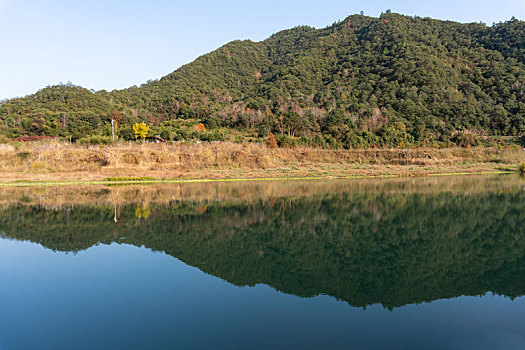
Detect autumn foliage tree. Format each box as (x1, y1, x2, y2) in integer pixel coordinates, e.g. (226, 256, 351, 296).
(267, 132, 278, 148)
(133, 122, 149, 141)
(110, 110, 123, 127)
(193, 123, 206, 132)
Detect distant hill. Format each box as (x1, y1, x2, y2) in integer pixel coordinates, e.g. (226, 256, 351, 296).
(1, 12, 524, 148)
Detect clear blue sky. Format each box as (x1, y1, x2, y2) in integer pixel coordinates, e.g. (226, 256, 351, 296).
(1, 0, 524, 100)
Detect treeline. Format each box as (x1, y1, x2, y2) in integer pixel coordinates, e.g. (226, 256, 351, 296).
(1, 12, 525, 148)
(2, 182, 525, 308)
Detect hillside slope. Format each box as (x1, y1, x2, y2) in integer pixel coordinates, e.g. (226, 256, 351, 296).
(1, 12, 524, 147)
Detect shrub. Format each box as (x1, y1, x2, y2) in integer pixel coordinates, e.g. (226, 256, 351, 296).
(193, 123, 206, 132)
(78, 135, 112, 145)
(118, 128, 135, 141)
(205, 118, 221, 129)
(519, 163, 525, 173)
(275, 134, 297, 148)
(257, 125, 271, 138)
(451, 133, 480, 147)
(160, 129, 171, 141)
(17, 151, 31, 160)
(198, 131, 225, 142)
(172, 130, 190, 141)
(324, 135, 340, 149)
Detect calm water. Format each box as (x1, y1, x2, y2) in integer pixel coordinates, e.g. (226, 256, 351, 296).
(1, 176, 525, 349)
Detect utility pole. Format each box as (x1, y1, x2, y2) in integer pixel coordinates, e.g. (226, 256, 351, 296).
(111, 119, 115, 142)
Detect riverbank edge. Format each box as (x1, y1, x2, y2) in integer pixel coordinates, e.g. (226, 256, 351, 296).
(0, 170, 515, 187)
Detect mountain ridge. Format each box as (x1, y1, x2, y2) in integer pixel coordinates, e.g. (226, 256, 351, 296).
(1, 12, 524, 148)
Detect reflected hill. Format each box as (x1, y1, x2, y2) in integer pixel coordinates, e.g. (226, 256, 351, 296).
(1, 175, 525, 309)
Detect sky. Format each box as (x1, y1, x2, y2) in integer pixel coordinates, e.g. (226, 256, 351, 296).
(0, 0, 524, 100)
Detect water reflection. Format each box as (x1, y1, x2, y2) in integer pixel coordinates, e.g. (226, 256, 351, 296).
(1, 175, 525, 309)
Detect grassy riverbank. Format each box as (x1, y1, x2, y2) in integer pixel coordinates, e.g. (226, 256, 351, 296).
(0, 142, 523, 185)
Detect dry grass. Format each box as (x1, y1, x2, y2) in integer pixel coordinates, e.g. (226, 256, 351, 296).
(0, 141, 523, 182)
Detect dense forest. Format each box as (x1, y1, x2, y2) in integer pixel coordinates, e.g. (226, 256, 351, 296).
(1, 177, 525, 309)
(1, 12, 525, 148)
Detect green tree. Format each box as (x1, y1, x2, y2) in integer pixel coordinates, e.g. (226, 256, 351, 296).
(282, 112, 308, 137)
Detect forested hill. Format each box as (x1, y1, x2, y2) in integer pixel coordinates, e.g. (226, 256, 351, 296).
(1, 12, 525, 148)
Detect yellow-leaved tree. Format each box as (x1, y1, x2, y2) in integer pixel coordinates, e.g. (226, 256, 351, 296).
(133, 122, 149, 142)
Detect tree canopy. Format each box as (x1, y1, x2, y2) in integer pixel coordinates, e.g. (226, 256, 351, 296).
(1, 13, 525, 147)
